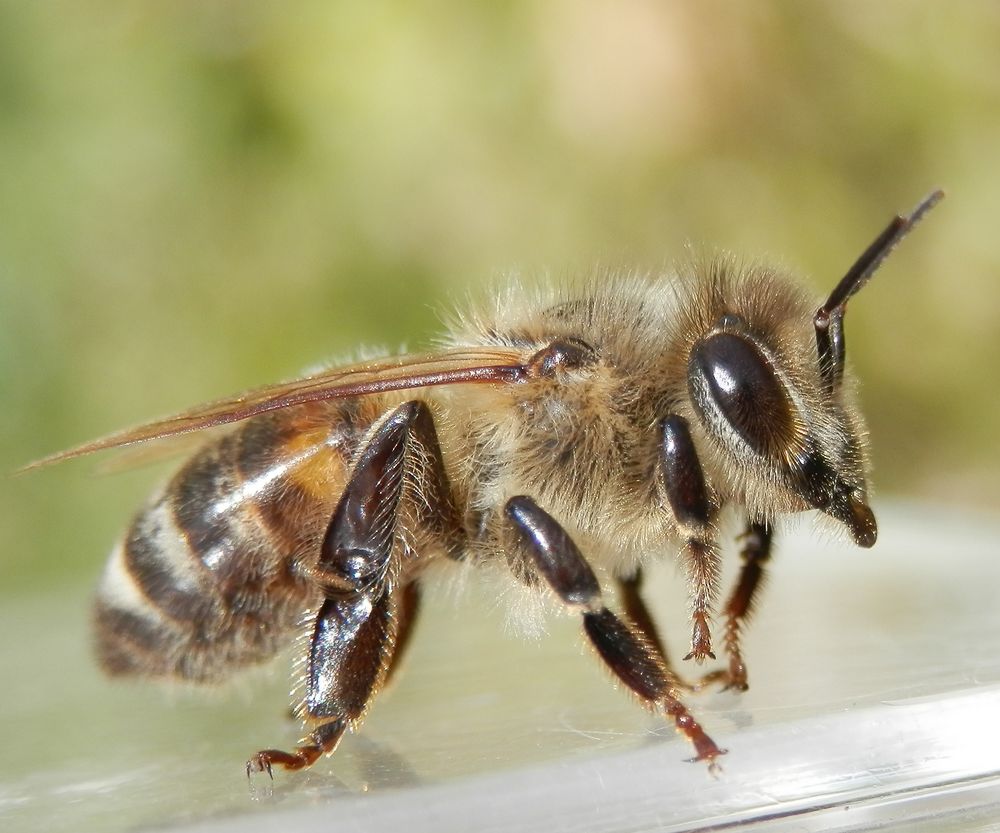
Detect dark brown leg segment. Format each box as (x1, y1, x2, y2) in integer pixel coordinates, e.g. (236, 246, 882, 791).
(384, 580, 421, 688)
(618, 569, 691, 691)
(247, 719, 348, 778)
(248, 401, 460, 777)
(505, 496, 724, 764)
(700, 520, 772, 692)
(658, 416, 721, 664)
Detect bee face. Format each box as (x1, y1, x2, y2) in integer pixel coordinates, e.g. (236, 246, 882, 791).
(31, 191, 942, 776)
(687, 308, 875, 546)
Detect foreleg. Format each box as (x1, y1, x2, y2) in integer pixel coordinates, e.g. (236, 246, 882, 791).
(700, 521, 772, 692)
(659, 415, 721, 663)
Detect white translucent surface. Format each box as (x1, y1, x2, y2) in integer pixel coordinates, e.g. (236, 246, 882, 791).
(3, 502, 1000, 832)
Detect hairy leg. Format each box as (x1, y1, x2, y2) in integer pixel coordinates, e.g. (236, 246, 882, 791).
(248, 400, 461, 777)
(505, 496, 724, 764)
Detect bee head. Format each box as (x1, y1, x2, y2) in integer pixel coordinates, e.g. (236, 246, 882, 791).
(687, 312, 876, 547)
(685, 190, 943, 548)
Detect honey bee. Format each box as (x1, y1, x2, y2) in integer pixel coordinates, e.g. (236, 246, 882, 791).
(32, 191, 942, 776)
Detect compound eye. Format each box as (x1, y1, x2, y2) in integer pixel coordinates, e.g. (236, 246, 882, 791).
(689, 332, 797, 457)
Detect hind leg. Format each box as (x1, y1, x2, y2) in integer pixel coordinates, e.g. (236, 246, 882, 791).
(247, 401, 458, 777)
(247, 589, 401, 776)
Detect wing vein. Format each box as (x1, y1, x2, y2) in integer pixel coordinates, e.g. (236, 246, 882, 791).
(23, 347, 530, 471)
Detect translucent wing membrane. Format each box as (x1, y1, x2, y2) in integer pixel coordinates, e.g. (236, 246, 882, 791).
(24, 347, 530, 470)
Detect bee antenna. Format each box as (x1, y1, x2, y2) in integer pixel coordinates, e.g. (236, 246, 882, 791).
(815, 189, 944, 389)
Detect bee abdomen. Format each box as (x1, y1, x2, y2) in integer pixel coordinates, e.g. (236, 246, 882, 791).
(94, 493, 315, 682)
(93, 404, 367, 682)
(95, 420, 336, 681)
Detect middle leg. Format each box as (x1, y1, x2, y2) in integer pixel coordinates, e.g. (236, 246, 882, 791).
(504, 496, 724, 764)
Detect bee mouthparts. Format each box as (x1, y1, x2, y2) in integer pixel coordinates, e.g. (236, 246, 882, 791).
(846, 497, 877, 549)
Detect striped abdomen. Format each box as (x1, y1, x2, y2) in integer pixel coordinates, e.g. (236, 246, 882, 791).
(94, 398, 380, 682)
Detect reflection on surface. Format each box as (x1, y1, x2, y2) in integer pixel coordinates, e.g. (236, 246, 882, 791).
(3, 504, 1000, 832)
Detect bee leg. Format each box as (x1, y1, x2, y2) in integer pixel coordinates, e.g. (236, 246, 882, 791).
(247, 719, 348, 777)
(285, 581, 420, 717)
(658, 416, 721, 664)
(618, 568, 693, 691)
(699, 521, 772, 692)
(505, 496, 725, 765)
(249, 601, 398, 780)
(384, 580, 420, 688)
(405, 402, 466, 561)
(249, 401, 452, 777)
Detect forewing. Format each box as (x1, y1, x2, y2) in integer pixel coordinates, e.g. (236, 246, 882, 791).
(24, 347, 529, 470)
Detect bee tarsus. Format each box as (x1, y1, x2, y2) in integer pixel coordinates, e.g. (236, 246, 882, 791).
(698, 520, 774, 692)
(247, 718, 347, 779)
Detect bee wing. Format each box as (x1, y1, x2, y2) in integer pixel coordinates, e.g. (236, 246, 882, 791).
(90, 428, 232, 475)
(24, 346, 530, 470)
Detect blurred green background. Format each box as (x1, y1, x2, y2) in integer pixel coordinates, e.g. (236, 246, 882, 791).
(3, 3, 1000, 606)
(3, 3, 1000, 829)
